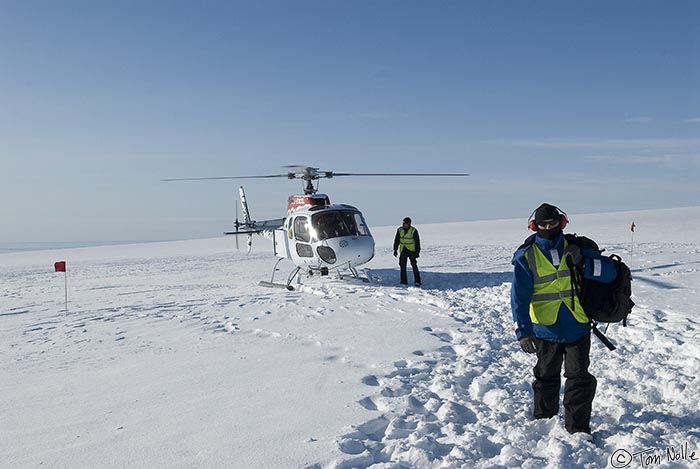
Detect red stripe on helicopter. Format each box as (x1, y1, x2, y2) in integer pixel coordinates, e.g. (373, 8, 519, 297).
(287, 194, 330, 214)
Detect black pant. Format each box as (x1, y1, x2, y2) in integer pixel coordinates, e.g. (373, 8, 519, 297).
(399, 249, 421, 284)
(533, 333, 597, 434)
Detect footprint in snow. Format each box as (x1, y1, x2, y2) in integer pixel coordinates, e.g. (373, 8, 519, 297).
(356, 416, 390, 441)
(336, 438, 366, 455)
(380, 386, 411, 398)
(223, 322, 239, 333)
(358, 397, 378, 411)
(362, 375, 379, 386)
(386, 367, 424, 379)
(431, 331, 454, 343)
(384, 417, 418, 439)
(437, 345, 457, 356)
(436, 401, 478, 425)
(407, 395, 431, 415)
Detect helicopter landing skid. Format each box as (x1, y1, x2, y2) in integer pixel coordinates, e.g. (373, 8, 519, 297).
(258, 259, 299, 291)
(258, 280, 295, 291)
(336, 266, 372, 283)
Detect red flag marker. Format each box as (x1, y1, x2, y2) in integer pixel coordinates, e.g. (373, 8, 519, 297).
(630, 222, 636, 232)
(54, 261, 68, 311)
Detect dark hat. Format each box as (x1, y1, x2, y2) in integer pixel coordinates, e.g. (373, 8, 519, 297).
(402, 217, 412, 224)
(534, 203, 561, 225)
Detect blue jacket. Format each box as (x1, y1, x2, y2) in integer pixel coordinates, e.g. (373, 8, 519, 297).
(511, 233, 617, 343)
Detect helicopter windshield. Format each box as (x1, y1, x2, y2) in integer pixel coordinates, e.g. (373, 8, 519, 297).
(312, 210, 369, 241)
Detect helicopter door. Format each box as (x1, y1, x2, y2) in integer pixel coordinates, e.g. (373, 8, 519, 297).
(292, 216, 314, 259)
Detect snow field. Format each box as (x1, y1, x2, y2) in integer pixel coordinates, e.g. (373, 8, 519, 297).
(1, 208, 699, 468)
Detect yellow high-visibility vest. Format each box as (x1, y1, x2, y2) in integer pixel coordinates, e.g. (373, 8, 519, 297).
(399, 226, 416, 252)
(525, 240, 589, 325)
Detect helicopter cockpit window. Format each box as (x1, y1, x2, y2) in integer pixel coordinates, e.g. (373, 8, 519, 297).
(293, 217, 311, 243)
(312, 210, 369, 240)
(352, 212, 369, 236)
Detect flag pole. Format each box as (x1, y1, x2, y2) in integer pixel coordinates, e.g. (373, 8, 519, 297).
(630, 222, 635, 269)
(64, 269, 68, 312)
(54, 261, 68, 312)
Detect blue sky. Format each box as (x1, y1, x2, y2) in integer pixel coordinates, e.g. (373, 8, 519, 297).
(1, 1, 698, 243)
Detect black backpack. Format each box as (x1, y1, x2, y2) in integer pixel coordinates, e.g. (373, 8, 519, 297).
(564, 234, 635, 327)
(574, 254, 634, 325)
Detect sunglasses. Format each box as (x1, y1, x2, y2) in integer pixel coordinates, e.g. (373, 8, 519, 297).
(537, 219, 560, 230)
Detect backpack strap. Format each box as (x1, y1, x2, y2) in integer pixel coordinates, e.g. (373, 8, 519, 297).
(565, 233, 603, 253)
(566, 254, 580, 314)
(591, 323, 617, 351)
(517, 233, 537, 251)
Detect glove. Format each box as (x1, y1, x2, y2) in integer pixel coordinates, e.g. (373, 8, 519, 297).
(393, 250, 398, 257)
(415, 251, 420, 258)
(519, 336, 537, 354)
(564, 244, 583, 268)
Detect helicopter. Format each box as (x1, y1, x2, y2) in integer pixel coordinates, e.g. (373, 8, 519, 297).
(163, 166, 469, 290)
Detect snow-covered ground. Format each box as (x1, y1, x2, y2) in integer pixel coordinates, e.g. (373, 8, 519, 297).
(1, 207, 699, 468)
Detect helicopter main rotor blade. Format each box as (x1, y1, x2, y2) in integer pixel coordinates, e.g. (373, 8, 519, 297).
(161, 174, 290, 182)
(329, 172, 470, 177)
(162, 168, 470, 182)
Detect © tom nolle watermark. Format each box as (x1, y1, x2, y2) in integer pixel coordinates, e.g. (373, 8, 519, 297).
(610, 442, 698, 468)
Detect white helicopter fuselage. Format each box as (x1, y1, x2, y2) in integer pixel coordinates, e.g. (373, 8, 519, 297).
(261, 198, 375, 275)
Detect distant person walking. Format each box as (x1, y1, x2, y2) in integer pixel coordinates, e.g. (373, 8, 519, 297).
(511, 203, 617, 435)
(393, 217, 421, 286)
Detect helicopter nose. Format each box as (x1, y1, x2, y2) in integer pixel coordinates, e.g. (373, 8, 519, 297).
(322, 236, 375, 266)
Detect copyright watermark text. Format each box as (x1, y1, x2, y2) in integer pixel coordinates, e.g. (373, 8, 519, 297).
(611, 442, 698, 468)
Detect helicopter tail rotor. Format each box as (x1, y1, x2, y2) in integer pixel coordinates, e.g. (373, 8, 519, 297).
(224, 186, 285, 252)
(239, 186, 253, 253)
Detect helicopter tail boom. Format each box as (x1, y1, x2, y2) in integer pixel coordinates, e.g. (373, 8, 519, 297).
(226, 186, 285, 256)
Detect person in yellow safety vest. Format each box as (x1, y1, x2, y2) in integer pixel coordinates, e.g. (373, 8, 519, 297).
(393, 217, 421, 286)
(511, 203, 617, 436)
